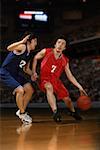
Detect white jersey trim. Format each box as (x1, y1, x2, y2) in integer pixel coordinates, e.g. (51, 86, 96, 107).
(13, 49, 26, 55)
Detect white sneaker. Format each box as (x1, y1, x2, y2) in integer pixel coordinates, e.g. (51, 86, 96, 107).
(16, 110, 21, 119)
(20, 113, 32, 124)
(16, 110, 32, 124)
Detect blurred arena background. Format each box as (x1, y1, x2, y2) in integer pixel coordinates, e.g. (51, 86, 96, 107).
(0, 0, 100, 108)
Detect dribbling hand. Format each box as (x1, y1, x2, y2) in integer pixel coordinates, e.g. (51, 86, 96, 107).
(79, 88, 88, 96)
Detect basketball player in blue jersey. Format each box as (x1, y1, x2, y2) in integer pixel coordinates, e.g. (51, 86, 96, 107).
(0, 33, 37, 124)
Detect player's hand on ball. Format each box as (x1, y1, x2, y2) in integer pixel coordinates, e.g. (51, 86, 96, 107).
(79, 89, 88, 96)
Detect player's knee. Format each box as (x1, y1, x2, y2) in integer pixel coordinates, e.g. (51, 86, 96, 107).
(14, 86, 24, 95)
(45, 82, 53, 91)
(24, 83, 34, 94)
(27, 84, 34, 94)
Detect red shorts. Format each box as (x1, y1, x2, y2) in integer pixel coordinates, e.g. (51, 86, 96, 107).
(39, 77, 69, 100)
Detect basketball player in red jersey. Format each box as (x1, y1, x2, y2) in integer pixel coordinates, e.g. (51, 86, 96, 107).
(31, 37, 87, 122)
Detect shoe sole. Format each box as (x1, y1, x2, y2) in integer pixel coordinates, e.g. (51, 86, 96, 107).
(22, 120, 32, 125)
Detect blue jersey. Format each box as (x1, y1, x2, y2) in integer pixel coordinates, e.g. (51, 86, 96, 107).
(1, 46, 32, 77)
(0, 45, 34, 90)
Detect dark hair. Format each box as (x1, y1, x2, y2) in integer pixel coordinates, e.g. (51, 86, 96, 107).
(27, 33, 37, 42)
(22, 31, 37, 43)
(53, 35, 69, 45)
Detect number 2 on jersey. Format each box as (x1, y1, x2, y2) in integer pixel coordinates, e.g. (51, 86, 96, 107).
(19, 60, 26, 68)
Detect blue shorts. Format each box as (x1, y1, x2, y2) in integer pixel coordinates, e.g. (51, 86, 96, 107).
(0, 68, 31, 91)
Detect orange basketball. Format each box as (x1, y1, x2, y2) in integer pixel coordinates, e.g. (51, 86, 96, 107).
(77, 95, 91, 111)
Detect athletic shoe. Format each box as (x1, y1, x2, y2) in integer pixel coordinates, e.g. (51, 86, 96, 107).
(69, 111, 82, 121)
(53, 110, 62, 122)
(16, 109, 32, 124)
(16, 109, 21, 119)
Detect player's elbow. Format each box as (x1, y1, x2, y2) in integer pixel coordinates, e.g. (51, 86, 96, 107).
(7, 46, 10, 51)
(34, 55, 39, 61)
(7, 46, 12, 51)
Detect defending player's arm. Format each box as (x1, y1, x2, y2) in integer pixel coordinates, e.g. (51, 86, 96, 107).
(23, 61, 32, 76)
(7, 35, 30, 52)
(31, 48, 46, 81)
(65, 63, 87, 95)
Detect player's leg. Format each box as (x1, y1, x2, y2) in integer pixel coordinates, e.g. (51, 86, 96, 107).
(0, 69, 32, 123)
(23, 83, 34, 110)
(15, 74, 35, 123)
(14, 86, 25, 113)
(44, 82, 57, 112)
(0, 70, 25, 114)
(14, 85, 32, 124)
(63, 97, 75, 112)
(56, 81, 82, 121)
(63, 97, 82, 121)
(44, 82, 61, 122)
(14, 86, 32, 123)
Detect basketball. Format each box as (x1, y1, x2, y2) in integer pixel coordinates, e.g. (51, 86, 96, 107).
(77, 95, 91, 111)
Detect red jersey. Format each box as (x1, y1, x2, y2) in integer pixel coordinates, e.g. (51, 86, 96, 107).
(40, 48, 69, 80)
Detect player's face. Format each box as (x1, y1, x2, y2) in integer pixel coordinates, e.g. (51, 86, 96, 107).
(30, 38, 37, 50)
(54, 39, 66, 53)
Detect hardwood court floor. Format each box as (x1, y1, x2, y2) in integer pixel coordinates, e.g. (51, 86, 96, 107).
(0, 108, 100, 150)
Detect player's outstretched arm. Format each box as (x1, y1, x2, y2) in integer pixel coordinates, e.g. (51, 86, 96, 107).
(31, 48, 46, 81)
(7, 35, 30, 52)
(65, 63, 87, 95)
